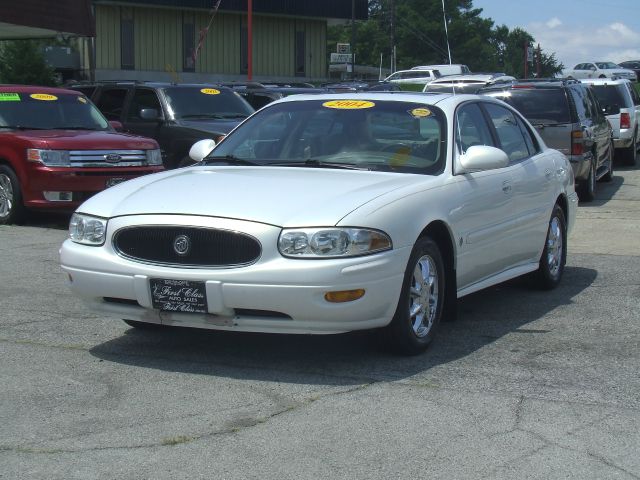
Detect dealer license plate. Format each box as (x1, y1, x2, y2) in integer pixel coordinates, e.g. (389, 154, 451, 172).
(150, 279, 208, 314)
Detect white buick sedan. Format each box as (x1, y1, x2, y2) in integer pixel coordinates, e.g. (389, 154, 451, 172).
(60, 93, 578, 355)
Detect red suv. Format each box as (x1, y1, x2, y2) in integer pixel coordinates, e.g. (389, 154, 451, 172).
(0, 85, 163, 224)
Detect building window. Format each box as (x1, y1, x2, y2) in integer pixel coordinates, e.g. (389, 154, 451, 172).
(120, 8, 135, 70)
(240, 17, 248, 74)
(183, 13, 195, 72)
(295, 29, 305, 77)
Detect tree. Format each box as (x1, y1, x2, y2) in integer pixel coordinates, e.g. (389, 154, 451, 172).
(327, 0, 563, 78)
(0, 40, 57, 86)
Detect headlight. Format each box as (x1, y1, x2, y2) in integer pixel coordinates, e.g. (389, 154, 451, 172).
(69, 213, 107, 245)
(146, 148, 163, 166)
(27, 149, 70, 166)
(278, 228, 392, 258)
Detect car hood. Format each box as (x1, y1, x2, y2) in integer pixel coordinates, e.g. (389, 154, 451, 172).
(175, 118, 244, 135)
(6, 129, 158, 149)
(78, 166, 428, 227)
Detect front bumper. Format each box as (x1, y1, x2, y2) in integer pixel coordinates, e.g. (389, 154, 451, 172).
(23, 164, 164, 210)
(60, 215, 409, 334)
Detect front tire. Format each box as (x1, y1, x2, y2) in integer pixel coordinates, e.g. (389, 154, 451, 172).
(385, 237, 445, 355)
(0, 165, 25, 225)
(532, 205, 567, 290)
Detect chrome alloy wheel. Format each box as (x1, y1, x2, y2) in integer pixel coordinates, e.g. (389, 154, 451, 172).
(546, 216, 563, 277)
(0, 173, 13, 219)
(409, 254, 439, 338)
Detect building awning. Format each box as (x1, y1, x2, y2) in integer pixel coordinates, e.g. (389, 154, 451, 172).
(0, 0, 95, 39)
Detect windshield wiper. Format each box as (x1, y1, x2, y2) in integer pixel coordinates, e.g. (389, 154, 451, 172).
(201, 155, 260, 166)
(0, 125, 48, 130)
(269, 159, 371, 170)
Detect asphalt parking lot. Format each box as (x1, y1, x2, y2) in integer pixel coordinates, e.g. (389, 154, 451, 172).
(1, 160, 639, 480)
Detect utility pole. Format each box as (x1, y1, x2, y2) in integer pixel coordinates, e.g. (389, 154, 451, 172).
(351, 0, 356, 80)
(390, 0, 395, 73)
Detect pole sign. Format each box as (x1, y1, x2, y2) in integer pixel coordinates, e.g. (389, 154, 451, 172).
(330, 53, 353, 64)
(337, 43, 351, 54)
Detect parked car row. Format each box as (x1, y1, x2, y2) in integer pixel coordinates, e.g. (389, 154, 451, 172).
(564, 62, 638, 82)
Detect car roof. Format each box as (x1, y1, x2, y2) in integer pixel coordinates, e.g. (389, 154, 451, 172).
(70, 81, 236, 91)
(579, 78, 631, 85)
(0, 84, 81, 95)
(268, 91, 493, 109)
(430, 73, 515, 83)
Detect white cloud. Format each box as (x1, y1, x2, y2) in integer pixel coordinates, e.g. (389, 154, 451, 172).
(545, 17, 562, 29)
(527, 20, 640, 69)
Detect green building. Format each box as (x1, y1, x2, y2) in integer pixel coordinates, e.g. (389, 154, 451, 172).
(92, 0, 367, 83)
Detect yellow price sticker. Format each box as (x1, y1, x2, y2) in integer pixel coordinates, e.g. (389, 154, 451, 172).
(322, 100, 375, 109)
(200, 88, 221, 95)
(30, 93, 58, 101)
(410, 108, 432, 118)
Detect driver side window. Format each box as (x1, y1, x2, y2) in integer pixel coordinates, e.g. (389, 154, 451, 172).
(455, 103, 494, 154)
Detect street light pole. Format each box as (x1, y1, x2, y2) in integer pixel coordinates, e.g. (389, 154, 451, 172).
(351, 0, 356, 80)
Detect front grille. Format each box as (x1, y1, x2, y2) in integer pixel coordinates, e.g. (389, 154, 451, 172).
(113, 226, 262, 267)
(70, 150, 147, 167)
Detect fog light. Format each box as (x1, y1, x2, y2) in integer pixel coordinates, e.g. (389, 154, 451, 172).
(324, 289, 365, 303)
(43, 191, 72, 201)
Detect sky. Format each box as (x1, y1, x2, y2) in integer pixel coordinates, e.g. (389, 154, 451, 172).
(471, 0, 640, 70)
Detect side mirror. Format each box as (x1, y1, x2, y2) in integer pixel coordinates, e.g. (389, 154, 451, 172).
(139, 108, 161, 121)
(189, 139, 216, 162)
(455, 145, 509, 174)
(108, 120, 124, 131)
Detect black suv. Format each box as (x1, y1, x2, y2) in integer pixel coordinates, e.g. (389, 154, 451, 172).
(71, 82, 254, 169)
(480, 79, 614, 202)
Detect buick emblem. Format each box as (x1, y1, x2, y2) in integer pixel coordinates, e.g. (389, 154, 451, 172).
(173, 235, 191, 256)
(104, 153, 122, 163)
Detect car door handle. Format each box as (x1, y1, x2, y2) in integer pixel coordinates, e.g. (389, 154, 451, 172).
(502, 181, 512, 193)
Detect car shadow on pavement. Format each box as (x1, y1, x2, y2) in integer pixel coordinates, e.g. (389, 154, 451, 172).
(590, 173, 625, 206)
(89, 265, 597, 386)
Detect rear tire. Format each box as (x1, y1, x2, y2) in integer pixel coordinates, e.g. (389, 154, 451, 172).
(532, 205, 567, 290)
(577, 160, 595, 202)
(385, 237, 445, 355)
(0, 165, 26, 225)
(622, 134, 637, 166)
(602, 142, 614, 182)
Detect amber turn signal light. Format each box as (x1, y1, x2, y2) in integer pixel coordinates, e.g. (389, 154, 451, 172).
(324, 289, 365, 303)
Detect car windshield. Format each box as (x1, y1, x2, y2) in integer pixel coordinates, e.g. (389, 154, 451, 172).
(595, 62, 620, 69)
(486, 89, 572, 124)
(208, 99, 446, 175)
(0, 92, 109, 130)
(163, 87, 254, 120)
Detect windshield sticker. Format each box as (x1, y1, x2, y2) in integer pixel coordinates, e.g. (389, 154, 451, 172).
(0, 93, 20, 102)
(410, 108, 432, 118)
(30, 93, 58, 101)
(322, 100, 375, 109)
(389, 146, 412, 168)
(200, 88, 221, 95)
(77, 96, 88, 104)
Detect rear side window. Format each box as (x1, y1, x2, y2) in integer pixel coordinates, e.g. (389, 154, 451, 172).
(488, 88, 571, 124)
(568, 86, 591, 121)
(95, 88, 128, 120)
(590, 85, 632, 114)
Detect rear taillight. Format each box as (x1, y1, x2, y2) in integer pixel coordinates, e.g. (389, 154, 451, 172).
(620, 112, 631, 129)
(571, 130, 584, 156)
